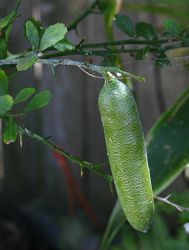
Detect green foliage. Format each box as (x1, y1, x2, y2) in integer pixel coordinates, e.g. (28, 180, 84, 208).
(25, 18, 45, 42)
(114, 14, 134, 37)
(53, 38, 75, 52)
(0, 38, 7, 59)
(14, 88, 35, 104)
(164, 19, 182, 35)
(0, 12, 16, 29)
(0, 0, 21, 62)
(17, 52, 38, 71)
(135, 46, 150, 60)
(100, 55, 118, 67)
(155, 53, 171, 68)
(24, 20, 40, 49)
(24, 91, 51, 113)
(0, 69, 9, 95)
(135, 22, 158, 40)
(0, 95, 14, 115)
(3, 117, 17, 144)
(0, 65, 51, 143)
(24, 19, 68, 53)
(39, 23, 67, 52)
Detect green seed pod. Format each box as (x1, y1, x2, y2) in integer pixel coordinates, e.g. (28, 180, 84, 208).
(98, 73, 154, 233)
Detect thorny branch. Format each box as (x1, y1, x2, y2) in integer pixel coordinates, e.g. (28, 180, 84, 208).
(155, 194, 189, 212)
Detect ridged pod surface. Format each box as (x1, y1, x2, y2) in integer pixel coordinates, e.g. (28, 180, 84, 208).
(98, 74, 154, 233)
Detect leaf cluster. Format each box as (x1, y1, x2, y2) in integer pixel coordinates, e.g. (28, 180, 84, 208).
(0, 69, 51, 144)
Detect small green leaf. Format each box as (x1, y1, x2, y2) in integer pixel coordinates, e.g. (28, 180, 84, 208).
(115, 14, 134, 37)
(100, 55, 118, 67)
(155, 53, 171, 69)
(0, 0, 21, 31)
(53, 38, 75, 52)
(39, 23, 67, 52)
(3, 117, 17, 144)
(28, 18, 43, 29)
(0, 12, 15, 29)
(0, 95, 14, 115)
(0, 69, 9, 96)
(17, 52, 38, 71)
(135, 22, 158, 40)
(24, 20, 40, 49)
(14, 88, 35, 104)
(0, 39, 7, 59)
(135, 46, 150, 60)
(164, 19, 182, 35)
(24, 91, 51, 113)
(28, 18, 44, 40)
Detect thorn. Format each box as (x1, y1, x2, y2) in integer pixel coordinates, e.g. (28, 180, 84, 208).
(165, 194, 172, 200)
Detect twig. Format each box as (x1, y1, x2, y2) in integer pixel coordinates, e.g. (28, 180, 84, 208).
(0, 58, 147, 81)
(67, 0, 100, 31)
(14, 0, 22, 12)
(1, 116, 113, 184)
(154, 195, 189, 212)
(80, 38, 170, 49)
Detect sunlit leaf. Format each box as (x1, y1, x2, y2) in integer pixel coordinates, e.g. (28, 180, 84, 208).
(0, 95, 14, 115)
(17, 52, 38, 71)
(0, 0, 21, 32)
(28, 18, 44, 40)
(3, 117, 17, 144)
(14, 88, 35, 104)
(53, 38, 75, 52)
(39, 23, 67, 52)
(0, 69, 9, 96)
(0, 12, 16, 29)
(24, 20, 40, 49)
(24, 91, 51, 113)
(115, 14, 134, 37)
